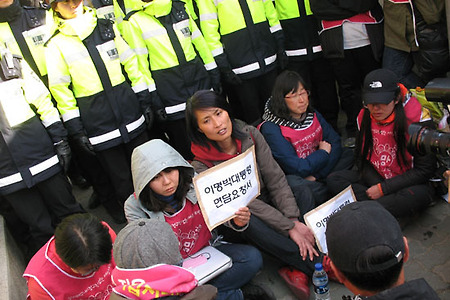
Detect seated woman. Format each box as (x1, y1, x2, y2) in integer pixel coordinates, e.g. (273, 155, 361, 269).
(259, 70, 354, 205)
(327, 69, 436, 219)
(124, 139, 268, 300)
(185, 90, 334, 300)
(24, 213, 116, 299)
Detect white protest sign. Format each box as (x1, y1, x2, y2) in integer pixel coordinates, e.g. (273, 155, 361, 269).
(194, 145, 260, 231)
(304, 186, 356, 253)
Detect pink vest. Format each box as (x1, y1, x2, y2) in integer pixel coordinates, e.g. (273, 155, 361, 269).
(357, 97, 423, 179)
(164, 200, 212, 258)
(280, 114, 323, 159)
(24, 237, 115, 300)
(111, 264, 197, 299)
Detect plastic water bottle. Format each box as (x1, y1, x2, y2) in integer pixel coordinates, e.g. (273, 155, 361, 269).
(312, 263, 331, 300)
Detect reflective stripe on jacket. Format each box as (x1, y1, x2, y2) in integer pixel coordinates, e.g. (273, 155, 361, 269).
(274, 0, 322, 61)
(0, 57, 63, 195)
(0, 8, 53, 79)
(46, 8, 147, 150)
(120, 0, 216, 120)
(197, 0, 280, 78)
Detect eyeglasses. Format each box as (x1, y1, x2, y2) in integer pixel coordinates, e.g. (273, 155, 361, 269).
(285, 90, 310, 100)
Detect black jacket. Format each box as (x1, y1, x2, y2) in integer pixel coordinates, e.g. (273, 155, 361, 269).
(310, 0, 384, 60)
(363, 278, 439, 300)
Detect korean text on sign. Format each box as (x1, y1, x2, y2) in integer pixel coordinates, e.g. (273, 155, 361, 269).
(194, 146, 260, 231)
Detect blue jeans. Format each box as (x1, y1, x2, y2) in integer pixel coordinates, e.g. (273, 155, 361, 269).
(208, 243, 263, 300)
(382, 46, 425, 89)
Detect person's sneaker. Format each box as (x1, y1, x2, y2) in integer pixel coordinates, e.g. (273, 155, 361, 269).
(322, 255, 340, 283)
(278, 267, 310, 300)
(241, 282, 275, 300)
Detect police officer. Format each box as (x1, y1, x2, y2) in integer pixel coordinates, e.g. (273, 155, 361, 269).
(45, 0, 151, 209)
(196, 0, 287, 125)
(0, 47, 84, 255)
(119, 0, 221, 160)
(0, 0, 129, 223)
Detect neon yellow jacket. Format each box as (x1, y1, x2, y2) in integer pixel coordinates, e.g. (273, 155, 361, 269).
(0, 50, 66, 194)
(46, 7, 147, 150)
(0, 8, 53, 80)
(120, 0, 217, 120)
(197, 0, 282, 79)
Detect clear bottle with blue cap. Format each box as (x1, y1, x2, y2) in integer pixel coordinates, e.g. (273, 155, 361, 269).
(312, 262, 331, 300)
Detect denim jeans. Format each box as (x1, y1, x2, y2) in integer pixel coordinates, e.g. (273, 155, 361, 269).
(208, 243, 263, 300)
(382, 46, 425, 89)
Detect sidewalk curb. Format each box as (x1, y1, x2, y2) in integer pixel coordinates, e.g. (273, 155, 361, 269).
(0, 216, 27, 300)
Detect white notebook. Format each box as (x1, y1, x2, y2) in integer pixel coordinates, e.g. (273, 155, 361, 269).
(182, 246, 233, 285)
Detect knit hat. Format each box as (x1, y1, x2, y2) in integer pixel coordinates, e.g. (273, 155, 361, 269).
(363, 69, 399, 105)
(326, 201, 405, 274)
(113, 218, 182, 269)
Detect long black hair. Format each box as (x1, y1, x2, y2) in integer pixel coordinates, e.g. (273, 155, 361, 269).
(186, 90, 246, 151)
(356, 89, 409, 171)
(139, 167, 193, 212)
(269, 70, 313, 120)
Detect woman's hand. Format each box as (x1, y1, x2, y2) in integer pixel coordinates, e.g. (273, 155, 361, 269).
(233, 207, 251, 227)
(319, 141, 331, 154)
(366, 184, 382, 200)
(288, 220, 319, 261)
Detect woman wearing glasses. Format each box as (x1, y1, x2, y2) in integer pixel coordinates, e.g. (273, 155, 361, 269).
(259, 71, 353, 206)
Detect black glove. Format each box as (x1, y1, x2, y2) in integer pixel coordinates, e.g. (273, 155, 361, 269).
(73, 133, 96, 156)
(138, 90, 168, 123)
(54, 139, 71, 173)
(142, 105, 154, 130)
(154, 108, 167, 122)
(208, 67, 223, 94)
(278, 50, 289, 70)
(136, 90, 155, 130)
(222, 68, 242, 85)
(150, 92, 168, 123)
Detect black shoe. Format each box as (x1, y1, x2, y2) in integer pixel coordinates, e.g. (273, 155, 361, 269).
(241, 282, 275, 300)
(343, 137, 356, 148)
(87, 192, 101, 209)
(103, 200, 126, 224)
(69, 174, 91, 189)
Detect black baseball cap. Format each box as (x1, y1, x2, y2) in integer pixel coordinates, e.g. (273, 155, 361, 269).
(363, 69, 399, 105)
(326, 201, 405, 274)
